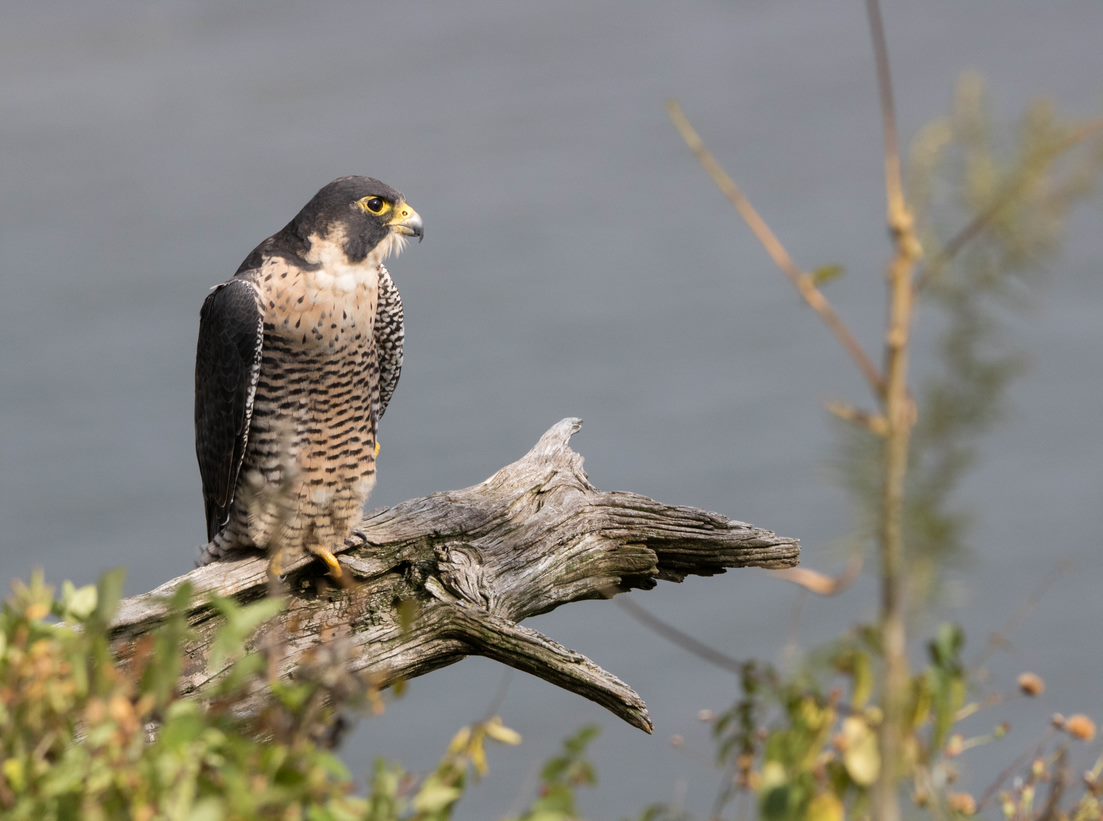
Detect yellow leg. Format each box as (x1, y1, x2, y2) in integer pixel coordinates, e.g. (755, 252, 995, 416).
(307, 544, 343, 578)
(374, 440, 382, 459)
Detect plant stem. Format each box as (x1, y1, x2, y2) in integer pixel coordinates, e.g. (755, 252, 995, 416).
(876, 236, 918, 821)
(866, 1, 920, 818)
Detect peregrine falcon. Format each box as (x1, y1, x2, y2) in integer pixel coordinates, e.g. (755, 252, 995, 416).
(194, 176, 422, 575)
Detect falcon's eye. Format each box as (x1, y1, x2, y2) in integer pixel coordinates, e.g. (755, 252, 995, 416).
(358, 196, 392, 216)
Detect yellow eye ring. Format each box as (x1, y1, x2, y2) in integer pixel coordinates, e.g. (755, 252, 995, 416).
(357, 196, 393, 216)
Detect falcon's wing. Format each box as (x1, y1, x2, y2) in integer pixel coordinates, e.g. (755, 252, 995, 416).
(374, 264, 405, 423)
(194, 277, 264, 541)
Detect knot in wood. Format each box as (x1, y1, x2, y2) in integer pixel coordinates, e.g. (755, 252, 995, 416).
(435, 543, 493, 610)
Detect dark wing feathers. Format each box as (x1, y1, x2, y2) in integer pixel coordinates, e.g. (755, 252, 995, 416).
(374, 265, 405, 423)
(195, 278, 263, 541)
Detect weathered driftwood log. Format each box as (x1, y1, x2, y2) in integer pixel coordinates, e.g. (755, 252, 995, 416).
(110, 419, 799, 733)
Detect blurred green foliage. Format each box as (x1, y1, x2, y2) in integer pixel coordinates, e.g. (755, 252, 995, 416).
(658, 620, 1103, 820)
(835, 76, 1103, 610)
(0, 570, 368, 819)
(0, 570, 597, 820)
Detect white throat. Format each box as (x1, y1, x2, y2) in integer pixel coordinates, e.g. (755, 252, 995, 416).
(304, 228, 383, 294)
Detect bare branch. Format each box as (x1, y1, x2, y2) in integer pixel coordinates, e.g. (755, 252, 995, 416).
(971, 561, 1070, 671)
(824, 401, 888, 436)
(666, 100, 886, 400)
(976, 730, 1058, 813)
(614, 596, 744, 675)
(866, 0, 910, 236)
(769, 555, 863, 597)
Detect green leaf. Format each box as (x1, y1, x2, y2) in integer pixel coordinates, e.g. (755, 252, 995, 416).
(93, 568, 127, 625)
(218, 595, 286, 640)
(208, 595, 285, 672)
(271, 680, 314, 712)
(541, 756, 568, 784)
(851, 650, 873, 708)
(908, 674, 933, 732)
(929, 623, 965, 670)
(143, 583, 193, 707)
(761, 783, 805, 821)
(811, 264, 845, 286)
(412, 775, 463, 814)
(2, 758, 25, 792)
(58, 581, 98, 621)
(565, 725, 601, 755)
(158, 700, 206, 747)
(367, 759, 404, 820)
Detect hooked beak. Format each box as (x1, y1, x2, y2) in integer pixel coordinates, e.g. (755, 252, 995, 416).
(388, 202, 424, 242)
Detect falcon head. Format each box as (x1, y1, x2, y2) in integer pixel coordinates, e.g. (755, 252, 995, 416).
(291, 176, 424, 264)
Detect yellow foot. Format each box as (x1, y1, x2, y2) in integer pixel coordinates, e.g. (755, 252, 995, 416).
(267, 546, 286, 579)
(308, 544, 343, 578)
(374, 440, 382, 459)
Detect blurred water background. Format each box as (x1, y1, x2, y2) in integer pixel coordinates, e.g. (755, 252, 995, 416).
(2, 2, 1101, 816)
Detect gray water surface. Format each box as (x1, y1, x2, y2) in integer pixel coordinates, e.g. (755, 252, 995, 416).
(2, 2, 1101, 816)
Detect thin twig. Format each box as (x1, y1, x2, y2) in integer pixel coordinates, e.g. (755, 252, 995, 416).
(614, 595, 744, 676)
(866, 0, 910, 237)
(667, 100, 886, 400)
(976, 730, 1057, 812)
(971, 561, 1071, 671)
(914, 118, 1103, 292)
(781, 588, 807, 671)
(710, 771, 739, 821)
(769, 555, 863, 597)
(824, 400, 888, 436)
(1038, 746, 1069, 821)
(480, 670, 514, 723)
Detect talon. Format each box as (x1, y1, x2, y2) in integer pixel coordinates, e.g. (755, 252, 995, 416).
(308, 545, 343, 578)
